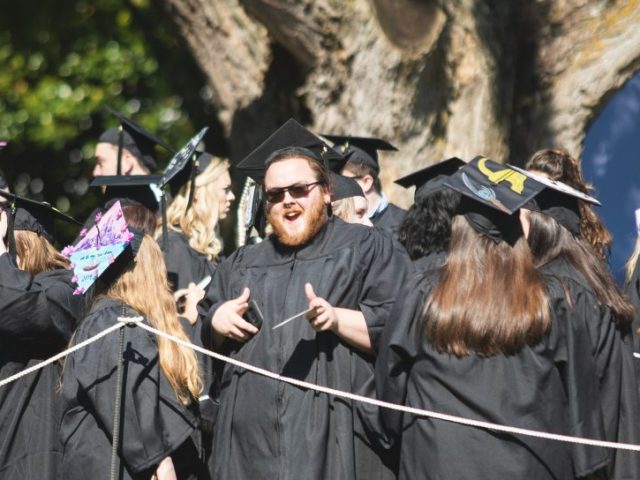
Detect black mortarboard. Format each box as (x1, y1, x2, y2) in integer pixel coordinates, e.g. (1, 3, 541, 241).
(90, 174, 162, 213)
(445, 156, 547, 243)
(0, 190, 81, 259)
(331, 173, 365, 202)
(322, 135, 397, 174)
(395, 157, 466, 203)
(235, 119, 344, 182)
(445, 156, 546, 215)
(159, 127, 209, 195)
(509, 165, 601, 235)
(99, 107, 174, 174)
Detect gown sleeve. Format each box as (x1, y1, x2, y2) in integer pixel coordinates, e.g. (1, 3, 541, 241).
(587, 302, 640, 480)
(198, 250, 237, 351)
(546, 278, 612, 477)
(63, 306, 199, 475)
(0, 253, 82, 342)
(357, 231, 413, 353)
(368, 273, 429, 449)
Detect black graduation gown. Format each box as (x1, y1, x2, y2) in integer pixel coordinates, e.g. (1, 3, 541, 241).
(161, 230, 216, 292)
(411, 250, 447, 273)
(0, 254, 84, 480)
(372, 270, 611, 480)
(371, 202, 406, 233)
(542, 256, 640, 480)
(60, 298, 203, 480)
(200, 216, 412, 480)
(623, 258, 640, 355)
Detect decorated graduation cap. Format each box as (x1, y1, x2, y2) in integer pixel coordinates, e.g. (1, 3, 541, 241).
(395, 157, 465, 203)
(90, 174, 162, 213)
(0, 190, 82, 259)
(331, 173, 365, 202)
(509, 165, 601, 235)
(235, 119, 344, 182)
(98, 107, 174, 175)
(322, 134, 398, 174)
(62, 200, 143, 295)
(444, 156, 548, 244)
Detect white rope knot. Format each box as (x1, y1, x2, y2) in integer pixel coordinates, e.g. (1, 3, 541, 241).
(117, 316, 144, 324)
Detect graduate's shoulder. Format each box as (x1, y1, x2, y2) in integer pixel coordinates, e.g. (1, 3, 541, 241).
(76, 298, 138, 337)
(160, 230, 193, 255)
(539, 257, 597, 299)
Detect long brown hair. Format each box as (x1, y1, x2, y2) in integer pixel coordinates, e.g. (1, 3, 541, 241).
(525, 148, 612, 261)
(527, 210, 634, 326)
(99, 235, 202, 404)
(15, 230, 69, 275)
(425, 215, 550, 357)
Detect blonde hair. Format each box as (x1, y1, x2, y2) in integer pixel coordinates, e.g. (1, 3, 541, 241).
(15, 230, 69, 275)
(626, 237, 640, 284)
(332, 197, 357, 223)
(160, 157, 229, 260)
(101, 235, 202, 404)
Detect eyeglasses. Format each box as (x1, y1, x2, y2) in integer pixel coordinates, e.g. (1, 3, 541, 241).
(264, 181, 323, 203)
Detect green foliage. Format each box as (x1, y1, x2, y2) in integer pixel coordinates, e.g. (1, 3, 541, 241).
(0, 0, 219, 244)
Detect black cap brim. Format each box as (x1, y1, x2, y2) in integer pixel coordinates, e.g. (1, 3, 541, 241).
(91, 174, 162, 212)
(331, 173, 365, 202)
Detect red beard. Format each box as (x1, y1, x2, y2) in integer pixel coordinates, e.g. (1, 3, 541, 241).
(268, 196, 328, 247)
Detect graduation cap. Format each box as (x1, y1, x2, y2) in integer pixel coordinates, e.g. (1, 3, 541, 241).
(90, 174, 162, 214)
(509, 165, 600, 235)
(99, 107, 174, 175)
(0, 190, 82, 259)
(235, 119, 344, 182)
(62, 201, 143, 295)
(445, 156, 547, 215)
(159, 127, 209, 195)
(444, 156, 549, 243)
(153, 127, 210, 248)
(331, 173, 365, 202)
(395, 157, 466, 203)
(322, 135, 398, 174)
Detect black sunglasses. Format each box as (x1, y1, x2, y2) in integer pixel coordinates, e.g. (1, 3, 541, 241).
(264, 181, 323, 204)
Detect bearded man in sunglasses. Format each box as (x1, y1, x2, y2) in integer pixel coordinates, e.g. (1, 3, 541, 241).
(199, 120, 412, 480)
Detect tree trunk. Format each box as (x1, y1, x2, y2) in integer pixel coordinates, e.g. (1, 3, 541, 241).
(161, 0, 640, 206)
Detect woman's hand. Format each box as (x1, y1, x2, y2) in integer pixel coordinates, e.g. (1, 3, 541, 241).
(0, 208, 8, 255)
(174, 282, 205, 325)
(151, 456, 177, 480)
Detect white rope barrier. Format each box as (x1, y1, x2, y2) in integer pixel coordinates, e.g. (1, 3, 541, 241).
(134, 321, 640, 453)
(0, 322, 126, 389)
(3, 317, 640, 453)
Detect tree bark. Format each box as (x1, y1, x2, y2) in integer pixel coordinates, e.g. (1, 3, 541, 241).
(161, 0, 640, 206)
